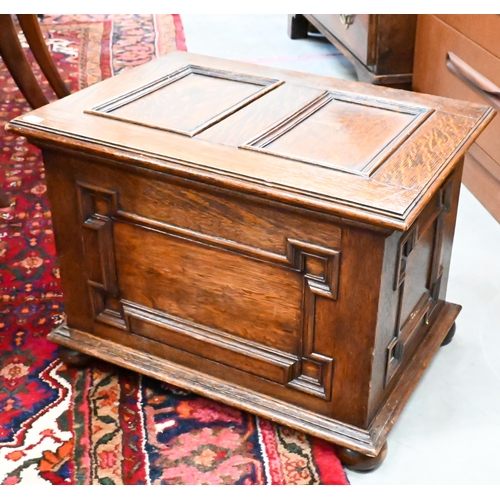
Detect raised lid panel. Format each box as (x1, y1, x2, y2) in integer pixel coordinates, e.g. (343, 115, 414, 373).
(8, 50, 494, 229)
(86, 65, 283, 137)
(197, 83, 327, 147)
(242, 92, 432, 177)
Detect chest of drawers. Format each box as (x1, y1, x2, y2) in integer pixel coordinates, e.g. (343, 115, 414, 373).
(7, 51, 494, 471)
(413, 14, 500, 222)
(288, 14, 417, 89)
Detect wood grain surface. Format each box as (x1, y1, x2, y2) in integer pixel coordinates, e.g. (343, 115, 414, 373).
(8, 50, 495, 230)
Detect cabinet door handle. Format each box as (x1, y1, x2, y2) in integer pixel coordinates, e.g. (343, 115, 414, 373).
(446, 52, 500, 111)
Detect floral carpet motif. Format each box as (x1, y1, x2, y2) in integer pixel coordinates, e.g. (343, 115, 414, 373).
(0, 14, 349, 485)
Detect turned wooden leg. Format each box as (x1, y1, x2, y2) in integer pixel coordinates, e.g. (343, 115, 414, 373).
(287, 15, 309, 39)
(0, 14, 49, 109)
(58, 346, 92, 368)
(336, 441, 388, 473)
(17, 14, 71, 99)
(441, 322, 457, 347)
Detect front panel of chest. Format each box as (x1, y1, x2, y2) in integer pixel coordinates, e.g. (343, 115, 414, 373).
(43, 151, 385, 419)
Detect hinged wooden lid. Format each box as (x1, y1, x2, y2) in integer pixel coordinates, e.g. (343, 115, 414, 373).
(7, 51, 495, 230)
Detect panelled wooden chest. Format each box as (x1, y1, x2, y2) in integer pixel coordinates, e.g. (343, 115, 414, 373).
(7, 51, 494, 471)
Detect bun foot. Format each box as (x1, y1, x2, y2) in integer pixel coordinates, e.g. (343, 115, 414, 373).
(336, 441, 388, 473)
(441, 322, 457, 347)
(58, 346, 92, 368)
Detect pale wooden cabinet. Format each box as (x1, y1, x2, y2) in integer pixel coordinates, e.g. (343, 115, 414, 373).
(413, 14, 500, 223)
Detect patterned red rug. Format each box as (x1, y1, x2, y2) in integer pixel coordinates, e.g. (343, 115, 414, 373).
(0, 14, 349, 485)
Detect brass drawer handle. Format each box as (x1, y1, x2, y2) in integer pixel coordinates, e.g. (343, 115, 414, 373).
(446, 52, 500, 111)
(340, 14, 355, 28)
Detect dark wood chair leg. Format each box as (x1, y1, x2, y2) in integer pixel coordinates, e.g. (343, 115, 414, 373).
(17, 14, 70, 99)
(0, 14, 49, 109)
(336, 441, 388, 473)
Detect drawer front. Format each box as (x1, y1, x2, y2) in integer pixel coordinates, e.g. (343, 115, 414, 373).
(469, 143, 500, 184)
(310, 14, 371, 65)
(414, 14, 500, 166)
(435, 14, 500, 60)
(464, 147, 500, 222)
